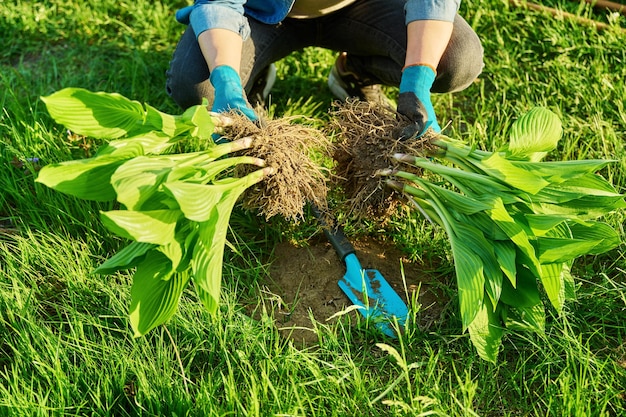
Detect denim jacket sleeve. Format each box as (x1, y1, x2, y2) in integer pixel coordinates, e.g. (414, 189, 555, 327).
(175, 0, 459, 38)
(404, 0, 460, 23)
(175, 0, 251, 40)
(175, 1, 294, 40)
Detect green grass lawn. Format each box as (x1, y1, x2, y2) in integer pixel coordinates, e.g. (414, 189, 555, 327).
(1, 0, 625, 415)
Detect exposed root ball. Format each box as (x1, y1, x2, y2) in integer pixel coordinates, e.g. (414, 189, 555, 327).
(222, 113, 331, 221)
(330, 99, 436, 220)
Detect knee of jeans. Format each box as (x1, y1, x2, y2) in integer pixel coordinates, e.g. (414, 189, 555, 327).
(433, 20, 485, 94)
(166, 75, 214, 110)
(448, 49, 484, 93)
(434, 48, 484, 93)
(165, 72, 186, 109)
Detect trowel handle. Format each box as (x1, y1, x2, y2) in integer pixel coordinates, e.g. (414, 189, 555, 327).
(310, 204, 356, 262)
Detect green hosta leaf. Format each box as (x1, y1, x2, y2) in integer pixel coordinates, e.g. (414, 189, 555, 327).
(510, 159, 614, 184)
(562, 263, 576, 300)
(151, 150, 223, 171)
(449, 236, 484, 330)
(189, 170, 267, 314)
(166, 169, 267, 222)
(166, 155, 261, 185)
(506, 107, 562, 162)
(500, 265, 541, 308)
(531, 174, 625, 213)
(129, 251, 190, 337)
(41, 88, 147, 139)
(191, 214, 232, 315)
(525, 214, 569, 237)
(503, 303, 545, 333)
(166, 182, 233, 222)
(159, 226, 199, 277)
(97, 132, 174, 156)
(35, 156, 125, 201)
(454, 223, 502, 310)
(458, 212, 509, 241)
(406, 157, 513, 195)
(100, 209, 181, 245)
(95, 138, 144, 158)
(111, 156, 176, 210)
(179, 102, 215, 140)
(423, 182, 493, 215)
(94, 241, 156, 274)
(145, 103, 179, 137)
(533, 201, 622, 220)
(157, 240, 185, 276)
(537, 221, 621, 263)
(537, 237, 601, 264)
(539, 262, 567, 312)
(480, 152, 549, 194)
(488, 198, 542, 277)
(405, 195, 444, 228)
(558, 194, 626, 215)
(543, 172, 623, 197)
(467, 298, 503, 362)
(493, 240, 517, 287)
(151, 224, 196, 277)
(198, 156, 264, 182)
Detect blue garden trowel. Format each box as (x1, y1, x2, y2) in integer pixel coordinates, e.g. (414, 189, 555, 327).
(311, 205, 408, 337)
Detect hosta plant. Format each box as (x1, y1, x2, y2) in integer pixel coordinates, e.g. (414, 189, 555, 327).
(379, 107, 624, 361)
(36, 88, 273, 336)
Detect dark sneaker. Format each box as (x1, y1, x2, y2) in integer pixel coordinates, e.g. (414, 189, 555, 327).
(328, 52, 393, 106)
(248, 63, 277, 107)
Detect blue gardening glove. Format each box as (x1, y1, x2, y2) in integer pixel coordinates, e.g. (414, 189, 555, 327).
(209, 65, 257, 121)
(397, 65, 441, 139)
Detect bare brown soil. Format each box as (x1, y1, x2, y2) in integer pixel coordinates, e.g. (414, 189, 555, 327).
(250, 236, 447, 346)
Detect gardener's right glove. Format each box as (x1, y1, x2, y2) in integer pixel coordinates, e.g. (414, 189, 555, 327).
(396, 65, 441, 139)
(210, 65, 257, 122)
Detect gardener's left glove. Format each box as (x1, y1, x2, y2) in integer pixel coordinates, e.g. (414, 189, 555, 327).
(396, 65, 441, 139)
(210, 65, 257, 122)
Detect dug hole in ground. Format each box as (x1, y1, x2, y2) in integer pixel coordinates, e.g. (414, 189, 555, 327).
(257, 235, 446, 345)
(226, 101, 446, 345)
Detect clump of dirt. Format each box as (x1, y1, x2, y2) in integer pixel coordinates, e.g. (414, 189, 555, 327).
(329, 99, 437, 221)
(250, 236, 447, 346)
(223, 113, 332, 221)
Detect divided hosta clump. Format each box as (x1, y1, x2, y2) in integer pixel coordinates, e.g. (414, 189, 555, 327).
(36, 88, 329, 337)
(333, 101, 625, 361)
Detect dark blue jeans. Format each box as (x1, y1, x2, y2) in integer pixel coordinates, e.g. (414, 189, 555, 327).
(166, 0, 484, 109)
